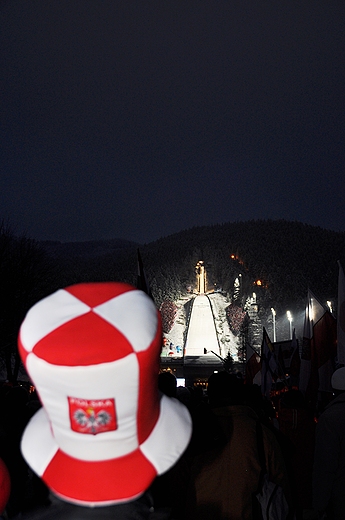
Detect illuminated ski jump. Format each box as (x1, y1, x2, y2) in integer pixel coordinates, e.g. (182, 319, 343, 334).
(184, 295, 220, 357)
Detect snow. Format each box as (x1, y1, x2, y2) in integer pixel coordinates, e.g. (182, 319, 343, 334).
(161, 292, 239, 361)
(208, 293, 239, 361)
(184, 295, 219, 356)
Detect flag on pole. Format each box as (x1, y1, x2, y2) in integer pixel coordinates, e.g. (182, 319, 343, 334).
(337, 261, 345, 365)
(261, 328, 278, 398)
(299, 290, 336, 408)
(137, 249, 153, 300)
(299, 297, 312, 397)
(245, 348, 261, 385)
(289, 328, 301, 384)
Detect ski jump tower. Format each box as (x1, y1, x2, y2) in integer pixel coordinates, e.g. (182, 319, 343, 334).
(195, 260, 207, 294)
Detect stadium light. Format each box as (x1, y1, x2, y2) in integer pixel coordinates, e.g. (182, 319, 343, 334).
(286, 310, 293, 340)
(271, 308, 276, 342)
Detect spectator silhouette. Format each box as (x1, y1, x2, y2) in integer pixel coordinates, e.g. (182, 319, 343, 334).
(0, 457, 11, 518)
(278, 389, 316, 518)
(185, 371, 292, 520)
(158, 371, 177, 398)
(0, 385, 31, 518)
(313, 367, 345, 519)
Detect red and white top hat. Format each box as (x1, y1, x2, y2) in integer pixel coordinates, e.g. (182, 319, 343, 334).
(18, 282, 192, 507)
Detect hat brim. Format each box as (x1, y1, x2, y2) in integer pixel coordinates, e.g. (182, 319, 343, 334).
(21, 394, 192, 506)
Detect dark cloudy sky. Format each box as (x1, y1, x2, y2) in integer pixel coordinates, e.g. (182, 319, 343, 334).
(1, 1, 344, 244)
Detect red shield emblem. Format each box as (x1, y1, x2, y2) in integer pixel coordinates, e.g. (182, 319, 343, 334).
(68, 397, 117, 435)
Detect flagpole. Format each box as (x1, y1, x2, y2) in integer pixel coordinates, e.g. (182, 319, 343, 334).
(137, 248, 154, 300)
(337, 261, 345, 366)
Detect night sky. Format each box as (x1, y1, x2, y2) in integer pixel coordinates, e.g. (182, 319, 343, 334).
(1, 1, 345, 244)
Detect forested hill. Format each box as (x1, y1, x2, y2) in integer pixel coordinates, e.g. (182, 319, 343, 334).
(36, 220, 345, 316)
(136, 220, 345, 313)
(1, 219, 345, 377)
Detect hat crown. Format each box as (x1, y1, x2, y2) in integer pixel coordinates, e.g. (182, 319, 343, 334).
(19, 283, 161, 456)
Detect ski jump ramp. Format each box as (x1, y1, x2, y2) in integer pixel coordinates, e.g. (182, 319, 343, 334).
(184, 295, 220, 357)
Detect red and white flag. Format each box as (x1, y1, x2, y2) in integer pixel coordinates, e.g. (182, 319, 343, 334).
(261, 328, 278, 398)
(299, 290, 336, 407)
(245, 349, 261, 385)
(289, 328, 301, 382)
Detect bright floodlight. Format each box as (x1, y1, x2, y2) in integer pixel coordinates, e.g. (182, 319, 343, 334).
(286, 310, 293, 340)
(271, 308, 276, 342)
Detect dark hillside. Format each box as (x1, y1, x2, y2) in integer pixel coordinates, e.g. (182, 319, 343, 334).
(1, 219, 344, 380)
(40, 238, 138, 259)
(39, 239, 139, 288)
(138, 220, 345, 313)
(40, 221, 345, 316)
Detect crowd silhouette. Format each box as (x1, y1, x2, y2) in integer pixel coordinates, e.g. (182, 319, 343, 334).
(0, 281, 344, 520)
(1, 371, 341, 519)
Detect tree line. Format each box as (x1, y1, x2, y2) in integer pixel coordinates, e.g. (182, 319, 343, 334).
(1, 219, 345, 381)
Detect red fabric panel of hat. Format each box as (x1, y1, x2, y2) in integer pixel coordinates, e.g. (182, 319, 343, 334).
(65, 282, 135, 307)
(43, 447, 157, 503)
(31, 312, 134, 366)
